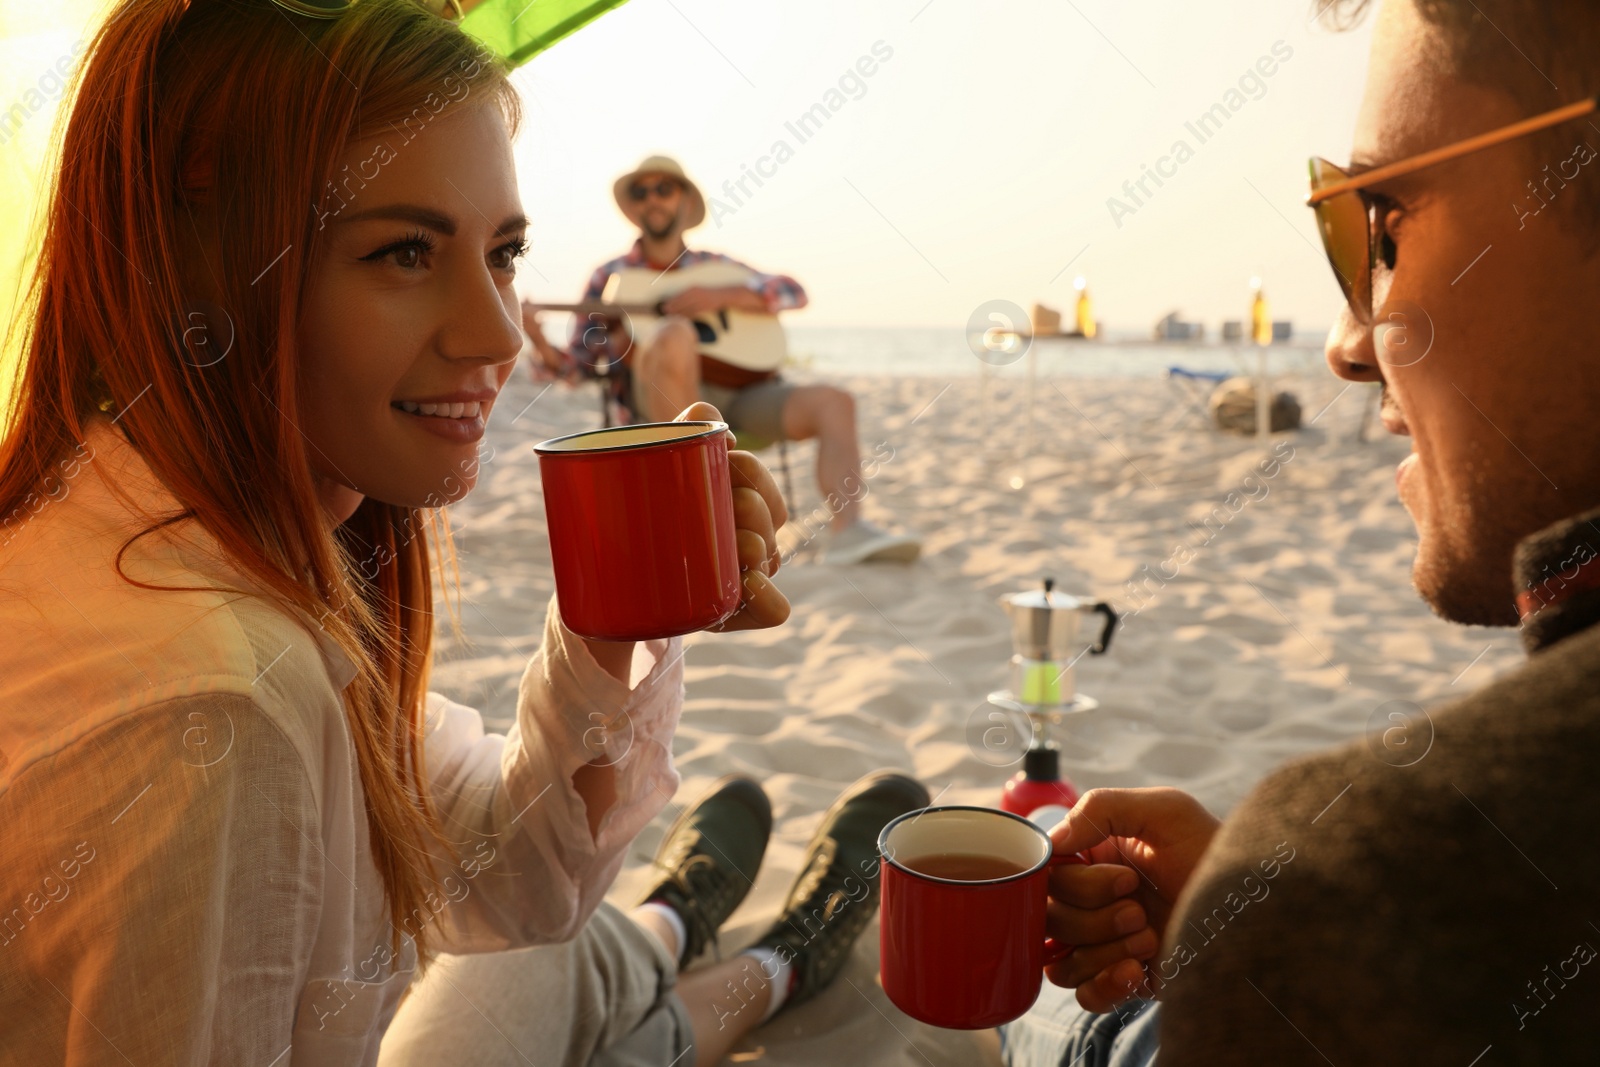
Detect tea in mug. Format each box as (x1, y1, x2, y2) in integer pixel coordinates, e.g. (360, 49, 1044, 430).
(905, 852, 1029, 881)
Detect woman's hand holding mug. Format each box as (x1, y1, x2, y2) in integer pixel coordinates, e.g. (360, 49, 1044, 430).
(674, 402, 790, 632)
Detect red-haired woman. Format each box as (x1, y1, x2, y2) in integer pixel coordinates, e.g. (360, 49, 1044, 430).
(0, 2, 873, 1063)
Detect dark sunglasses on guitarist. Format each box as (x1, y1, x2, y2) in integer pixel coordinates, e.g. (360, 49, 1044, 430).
(627, 179, 682, 203)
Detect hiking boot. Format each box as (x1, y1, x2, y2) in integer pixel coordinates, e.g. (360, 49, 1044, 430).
(747, 770, 931, 1010)
(637, 775, 772, 968)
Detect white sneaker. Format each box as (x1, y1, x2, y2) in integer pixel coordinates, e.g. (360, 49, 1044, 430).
(823, 520, 922, 564)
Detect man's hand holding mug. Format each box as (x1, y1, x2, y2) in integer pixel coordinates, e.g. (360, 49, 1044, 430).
(1045, 787, 1222, 1012)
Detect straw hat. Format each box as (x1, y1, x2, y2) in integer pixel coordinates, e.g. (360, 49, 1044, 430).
(613, 155, 706, 231)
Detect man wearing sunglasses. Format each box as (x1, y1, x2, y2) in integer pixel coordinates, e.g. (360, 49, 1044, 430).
(1002, 1, 1600, 1063)
(524, 155, 922, 564)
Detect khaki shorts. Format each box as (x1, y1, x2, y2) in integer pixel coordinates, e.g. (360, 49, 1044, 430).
(630, 374, 796, 443)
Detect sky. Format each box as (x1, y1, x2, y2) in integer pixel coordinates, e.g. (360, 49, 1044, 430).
(1, 0, 1379, 339)
(507, 0, 1377, 333)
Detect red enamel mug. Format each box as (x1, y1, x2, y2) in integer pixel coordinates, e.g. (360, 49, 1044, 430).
(877, 805, 1085, 1029)
(534, 420, 741, 642)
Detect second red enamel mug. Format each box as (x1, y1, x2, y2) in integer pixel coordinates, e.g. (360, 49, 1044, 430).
(878, 805, 1084, 1029)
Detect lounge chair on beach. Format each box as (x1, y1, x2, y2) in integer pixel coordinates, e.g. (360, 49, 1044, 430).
(1164, 365, 1230, 428)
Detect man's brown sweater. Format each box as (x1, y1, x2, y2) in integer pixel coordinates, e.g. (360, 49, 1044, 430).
(1160, 509, 1600, 1063)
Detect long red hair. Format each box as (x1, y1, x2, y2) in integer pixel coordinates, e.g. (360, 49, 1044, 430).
(0, 0, 521, 962)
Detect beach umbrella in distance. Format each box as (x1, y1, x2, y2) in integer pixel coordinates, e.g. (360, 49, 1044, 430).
(0, 0, 630, 422)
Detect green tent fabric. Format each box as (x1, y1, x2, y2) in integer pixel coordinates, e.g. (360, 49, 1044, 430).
(460, 0, 629, 70)
(0, 0, 628, 418)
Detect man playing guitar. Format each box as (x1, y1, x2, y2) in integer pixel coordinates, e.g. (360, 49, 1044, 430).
(523, 155, 920, 565)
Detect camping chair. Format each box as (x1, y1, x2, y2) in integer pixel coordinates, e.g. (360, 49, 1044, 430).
(729, 429, 796, 511)
(1164, 366, 1231, 430)
(593, 356, 630, 429)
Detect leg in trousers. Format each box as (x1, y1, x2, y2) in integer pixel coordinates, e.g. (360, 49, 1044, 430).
(378, 900, 695, 1067)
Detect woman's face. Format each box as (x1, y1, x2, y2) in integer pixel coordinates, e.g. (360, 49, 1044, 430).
(298, 99, 525, 522)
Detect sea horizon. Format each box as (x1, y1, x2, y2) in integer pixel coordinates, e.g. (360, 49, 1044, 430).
(786, 324, 1331, 380)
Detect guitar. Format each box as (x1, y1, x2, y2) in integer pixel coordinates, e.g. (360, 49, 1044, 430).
(534, 261, 789, 387)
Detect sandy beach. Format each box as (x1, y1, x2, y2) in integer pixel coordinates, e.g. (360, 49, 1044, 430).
(432, 357, 1524, 1065)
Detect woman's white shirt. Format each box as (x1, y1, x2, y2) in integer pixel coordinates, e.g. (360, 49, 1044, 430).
(0, 417, 685, 1065)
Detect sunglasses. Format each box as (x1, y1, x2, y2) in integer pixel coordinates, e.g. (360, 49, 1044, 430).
(269, 0, 461, 17)
(626, 179, 681, 203)
(1308, 95, 1598, 324)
